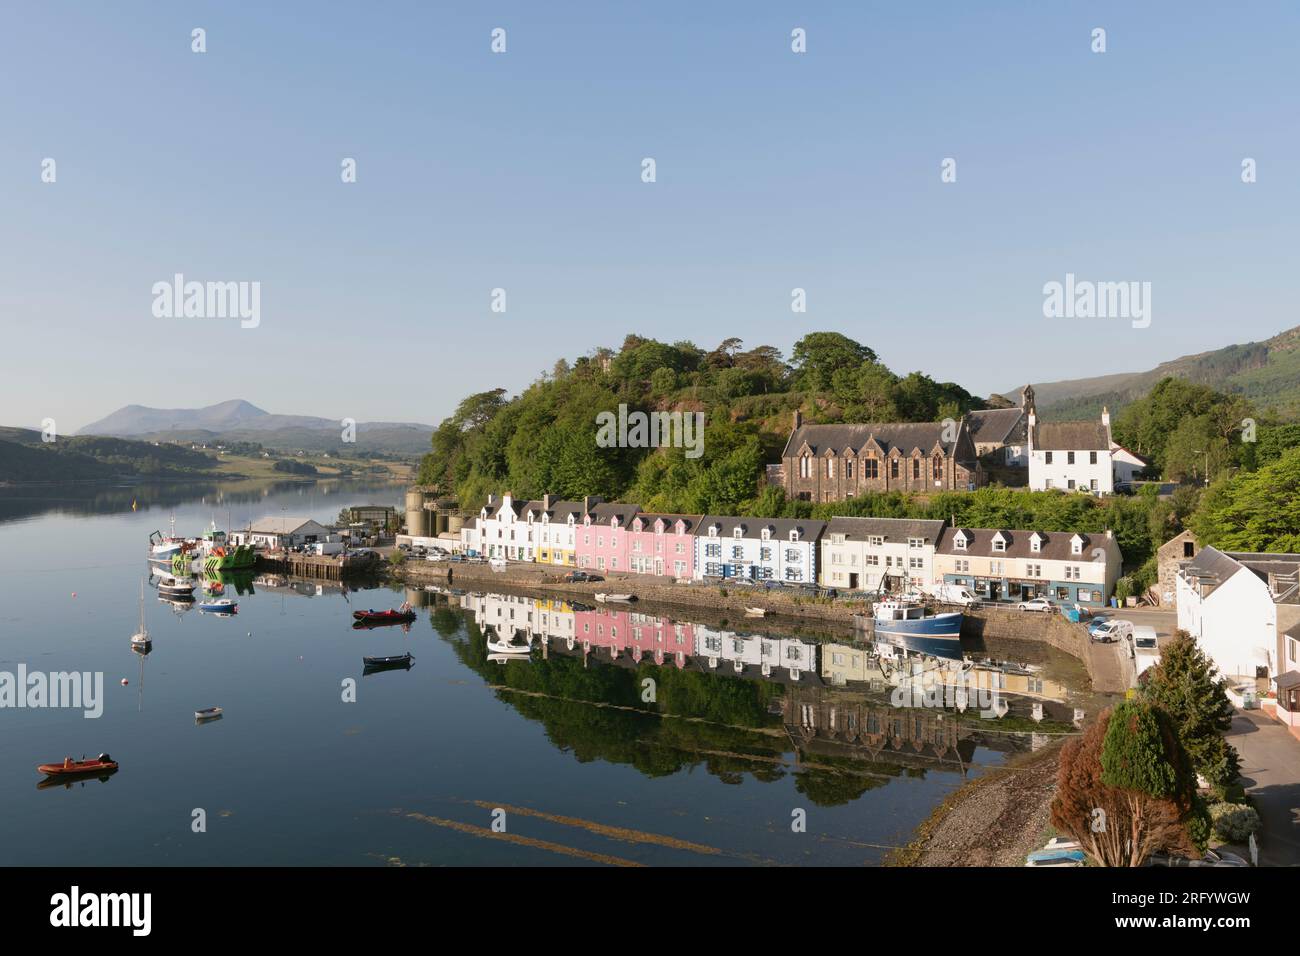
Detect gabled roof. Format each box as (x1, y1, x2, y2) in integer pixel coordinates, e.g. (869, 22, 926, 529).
(781, 421, 970, 460)
(631, 513, 703, 534)
(249, 516, 326, 534)
(825, 516, 946, 541)
(697, 516, 827, 541)
(936, 527, 1101, 560)
(1179, 546, 1249, 598)
(966, 408, 1025, 445)
(1033, 421, 1110, 451)
(586, 502, 642, 526)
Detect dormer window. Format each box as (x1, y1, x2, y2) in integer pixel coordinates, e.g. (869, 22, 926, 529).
(788, 529, 800, 542)
(761, 528, 771, 541)
(1071, 535, 1085, 556)
(991, 532, 1008, 553)
(733, 527, 743, 539)
(953, 532, 968, 551)
(908, 537, 924, 549)
(868, 535, 884, 547)
(1030, 533, 1045, 554)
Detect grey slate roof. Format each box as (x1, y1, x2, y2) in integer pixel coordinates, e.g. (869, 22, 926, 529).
(781, 422, 971, 460)
(630, 513, 703, 534)
(935, 526, 1103, 561)
(825, 516, 946, 542)
(586, 502, 642, 526)
(696, 516, 827, 542)
(1176, 546, 1247, 597)
(966, 408, 1025, 445)
(1032, 421, 1110, 451)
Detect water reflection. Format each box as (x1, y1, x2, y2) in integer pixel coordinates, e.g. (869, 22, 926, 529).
(412, 587, 1080, 801)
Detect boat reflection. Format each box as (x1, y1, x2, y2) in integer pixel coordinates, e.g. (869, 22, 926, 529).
(37, 768, 119, 791)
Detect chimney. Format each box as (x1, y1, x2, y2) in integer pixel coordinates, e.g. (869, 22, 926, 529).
(583, 495, 604, 516)
(1101, 405, 1111, 431)
(543, 493, 554, 511)
(487, 494, 497, 507)
(502, 492, 513, 511)
(793, 408, 803, 431)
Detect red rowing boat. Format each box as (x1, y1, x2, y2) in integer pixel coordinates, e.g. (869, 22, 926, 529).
(352, 606, 415, 624)
(38, 754, 118, 776)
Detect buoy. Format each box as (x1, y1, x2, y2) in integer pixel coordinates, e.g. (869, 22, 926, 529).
(120, 678, 128, 685)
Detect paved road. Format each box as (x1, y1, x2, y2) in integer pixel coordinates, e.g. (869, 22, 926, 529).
(1228, 709, 1300, 866)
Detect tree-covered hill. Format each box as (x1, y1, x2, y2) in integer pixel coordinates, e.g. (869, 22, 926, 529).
(416, 332, 982, 514)
(0, 428, 221, 483)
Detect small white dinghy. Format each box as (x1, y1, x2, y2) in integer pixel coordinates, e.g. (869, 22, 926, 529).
(594, 593, 635, 603)
(195, 706, 223, 722)
(744, 607, 767, 617)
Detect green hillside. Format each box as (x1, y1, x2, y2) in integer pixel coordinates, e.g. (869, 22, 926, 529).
(0, 429, 222, 484)
(1031, 324, 1300, 421)
(416, 332, 984, 514)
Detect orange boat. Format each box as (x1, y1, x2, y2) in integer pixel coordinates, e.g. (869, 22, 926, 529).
(38, 754, 118, 776)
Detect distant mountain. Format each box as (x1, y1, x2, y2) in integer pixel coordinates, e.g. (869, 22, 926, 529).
(80, 399, 269, 435)
(78, 400, 434, 455)
(1007, 324, 1300, 420)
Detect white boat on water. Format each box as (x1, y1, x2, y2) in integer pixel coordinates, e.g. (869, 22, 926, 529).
(744, 607, 766, 617)
(154, 571, 196, 598)
(130, 581, 151, 648)
(486, 628, 532, 656)
(594, 593, 635, 603)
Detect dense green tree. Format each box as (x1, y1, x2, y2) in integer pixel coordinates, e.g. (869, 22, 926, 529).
(790, 332, 878, 391)
(1140, 632, 1240, 788)
(1190, 446, 1300, 551)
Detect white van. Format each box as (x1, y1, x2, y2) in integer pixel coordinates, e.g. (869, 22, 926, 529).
(1130, 626, 1161, 676)
(925, 582, 977, 606)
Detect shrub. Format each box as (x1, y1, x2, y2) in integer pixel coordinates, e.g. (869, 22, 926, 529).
(1209, 803, 1260, 843)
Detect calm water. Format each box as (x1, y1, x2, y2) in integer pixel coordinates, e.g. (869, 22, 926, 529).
(0, 479, 1066, 866)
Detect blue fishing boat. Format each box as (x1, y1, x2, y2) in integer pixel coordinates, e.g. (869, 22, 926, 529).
(866, 597, 964, 660)
(197, 598, 238, 614)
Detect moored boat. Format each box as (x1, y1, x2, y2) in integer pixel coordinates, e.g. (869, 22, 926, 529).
(38, 754, 118, 776)
(594, 593, 635, 603)
(352, 603, 415, 625)
(485, 628, 531, 656)
(197, 598, 238, 614)
(744, 606, 766, 617)
(861, 597, 964, 660)
(362, 652, 414, 673)
(130, 581, 151, 649)
(195, 706, 223, 721)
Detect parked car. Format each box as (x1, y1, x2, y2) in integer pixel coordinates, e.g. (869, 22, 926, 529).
(1016, 597, 1054, 613)
(1089, 618, 1133, 643)
(1147, 848, 1248, 867)
(562, 571, 591, 583)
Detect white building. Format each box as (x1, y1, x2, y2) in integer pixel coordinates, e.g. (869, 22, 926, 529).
(933, 526, 1122, 608)
(819, 516, 945, 592)
(694, 516, 826, 584)
(1025, 388, 1146, 494)
(1176, 546, 1300, 685)
(232, 517, 332, 550)
(476, 493, 541, 561)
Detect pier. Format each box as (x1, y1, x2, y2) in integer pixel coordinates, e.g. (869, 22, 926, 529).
(254, 551, 383, 581)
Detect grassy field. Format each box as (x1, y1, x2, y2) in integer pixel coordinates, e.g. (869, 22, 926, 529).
(208, 452, 414, 481)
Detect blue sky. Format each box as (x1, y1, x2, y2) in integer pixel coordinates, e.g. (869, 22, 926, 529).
(2, 1, 1297, 431)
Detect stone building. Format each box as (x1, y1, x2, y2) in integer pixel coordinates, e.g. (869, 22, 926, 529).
(779, 411, 982, 503)
(1155, 530, 1199, 606)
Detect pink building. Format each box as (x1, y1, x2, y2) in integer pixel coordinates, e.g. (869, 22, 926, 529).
(573, 607, 696, 668)
(576, 503, 640, 572)
(626, 514, 701, 579)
